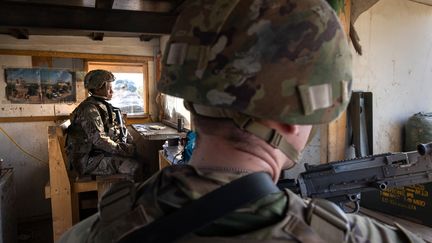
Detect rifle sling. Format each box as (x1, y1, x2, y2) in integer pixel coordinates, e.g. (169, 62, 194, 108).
(118, 172, 280, 243)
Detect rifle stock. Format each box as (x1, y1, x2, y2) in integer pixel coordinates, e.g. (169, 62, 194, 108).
(277, 143, 432, 213)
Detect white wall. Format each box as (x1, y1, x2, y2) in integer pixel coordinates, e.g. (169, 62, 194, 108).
(0, 35, 159, 220)
(353, 0, 432, 153)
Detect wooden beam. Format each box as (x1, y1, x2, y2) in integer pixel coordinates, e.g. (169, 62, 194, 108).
(0, 115, 151, 124)
(48, 126, 74, 241)
(327, 112, 348, 161)
(0, 1, 176, 34)
(91, 32, 105, 41)
(139, 34, 158, 42)
(325, 0, 351, 163)
(8, 28, 29, 39)
(95, 0, 115, 9)
(72, 181, 98, 193)
(0, 49, 152, 62)
(0, 116, 70, 123)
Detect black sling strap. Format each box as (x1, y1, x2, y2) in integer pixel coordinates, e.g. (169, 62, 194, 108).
(93, 97, 113, 133)
(118, 172, 280, 243)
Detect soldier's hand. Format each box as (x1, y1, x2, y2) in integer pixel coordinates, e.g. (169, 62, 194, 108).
(118, 142, 136, 157)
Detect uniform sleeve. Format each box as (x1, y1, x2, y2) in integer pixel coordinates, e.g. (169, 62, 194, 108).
(347, 214, 426, 242)
(78, 104, 134, 157)
(58, 214, 98, 243)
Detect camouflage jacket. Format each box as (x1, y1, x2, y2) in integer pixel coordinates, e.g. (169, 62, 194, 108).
(60, 165, 424, 243)
(66, 96, 134, 174)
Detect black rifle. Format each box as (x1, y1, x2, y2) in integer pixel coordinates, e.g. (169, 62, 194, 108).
(113, 107, 128, 143)
(277, 143, 432, 213)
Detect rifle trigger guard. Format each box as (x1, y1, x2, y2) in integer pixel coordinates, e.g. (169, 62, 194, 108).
(339, 193, 361, 213)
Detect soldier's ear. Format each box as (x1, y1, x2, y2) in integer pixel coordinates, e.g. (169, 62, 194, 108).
(260, 120, 300, 136)
(277, 124, 300, 136)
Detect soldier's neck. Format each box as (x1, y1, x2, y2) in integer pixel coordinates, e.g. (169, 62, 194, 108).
(91, 94, 109, 100)
(189, 135, 283, 182)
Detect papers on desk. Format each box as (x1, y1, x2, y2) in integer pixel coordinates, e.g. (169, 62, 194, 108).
(132, 124, 156, 135)
(132, 124, 167, 135)
(149, 125, 166, 130)
(132, 123, 180, 140)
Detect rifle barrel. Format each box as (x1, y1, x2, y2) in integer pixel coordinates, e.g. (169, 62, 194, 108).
(417, 142, 432, 155)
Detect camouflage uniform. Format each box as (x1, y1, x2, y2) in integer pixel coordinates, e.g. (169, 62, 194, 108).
(66, 95, 140, 177)
(60, 165, 423, 242)
(60, 0, 426, 242)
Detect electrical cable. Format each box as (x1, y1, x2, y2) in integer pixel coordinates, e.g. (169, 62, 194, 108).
(0, 125, 48, 166)
(173, 150, 184, 164)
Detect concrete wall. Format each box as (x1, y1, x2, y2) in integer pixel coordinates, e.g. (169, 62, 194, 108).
(0, 35, 158, 220)
(352, 0, 432, 153)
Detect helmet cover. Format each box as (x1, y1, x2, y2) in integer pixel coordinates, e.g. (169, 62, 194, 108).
(84, 69, 115, 90)
(158, 0, 352, 125)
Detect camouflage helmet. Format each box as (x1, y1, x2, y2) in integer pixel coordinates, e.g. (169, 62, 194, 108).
(158, 0, 352, 125)
(84, 69, 115, 90)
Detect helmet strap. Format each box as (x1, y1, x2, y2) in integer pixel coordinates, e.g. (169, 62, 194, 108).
(231, 114, 301, 164)
(186, 102, 301, 163)
(306, 125, 319, 145)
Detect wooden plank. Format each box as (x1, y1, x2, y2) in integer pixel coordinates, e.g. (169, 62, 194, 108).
(32, 56, 53, 67)
(339, 0, 351, 35)
(8, 28, 29, 39)
(158, 150, 172, 170)
(72, 181, 98, 193)
(91, 32, 104, 41)
(0, 49, 152, 62)
(48, 126, 73, 242)
(0, 1, 176, 34)
(143, 62, 150, 115)
(124, 116, 152, 125)
(327, 112, 347, 162)
(0, 116, 70, 123)
(320, 124, 329, 163)
(0, 114, 151, 124)
(325, 0, 351, 163)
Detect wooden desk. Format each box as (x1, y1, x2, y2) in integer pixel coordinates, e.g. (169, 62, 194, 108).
(129, 123, 182, 179)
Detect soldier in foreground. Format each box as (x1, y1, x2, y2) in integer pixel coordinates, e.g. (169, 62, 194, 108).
(60, 0, 424, 242)
(66, 69, 141, 179)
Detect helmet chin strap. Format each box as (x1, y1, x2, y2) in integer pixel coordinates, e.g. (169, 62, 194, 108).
(231, 114, 302, 164)
(186, 102, 302, 164)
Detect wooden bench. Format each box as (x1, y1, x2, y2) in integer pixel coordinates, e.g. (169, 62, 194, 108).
(45, 122, 131, 241)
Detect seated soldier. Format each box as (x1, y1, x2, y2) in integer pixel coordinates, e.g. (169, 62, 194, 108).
(66, 69, 141, 180)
